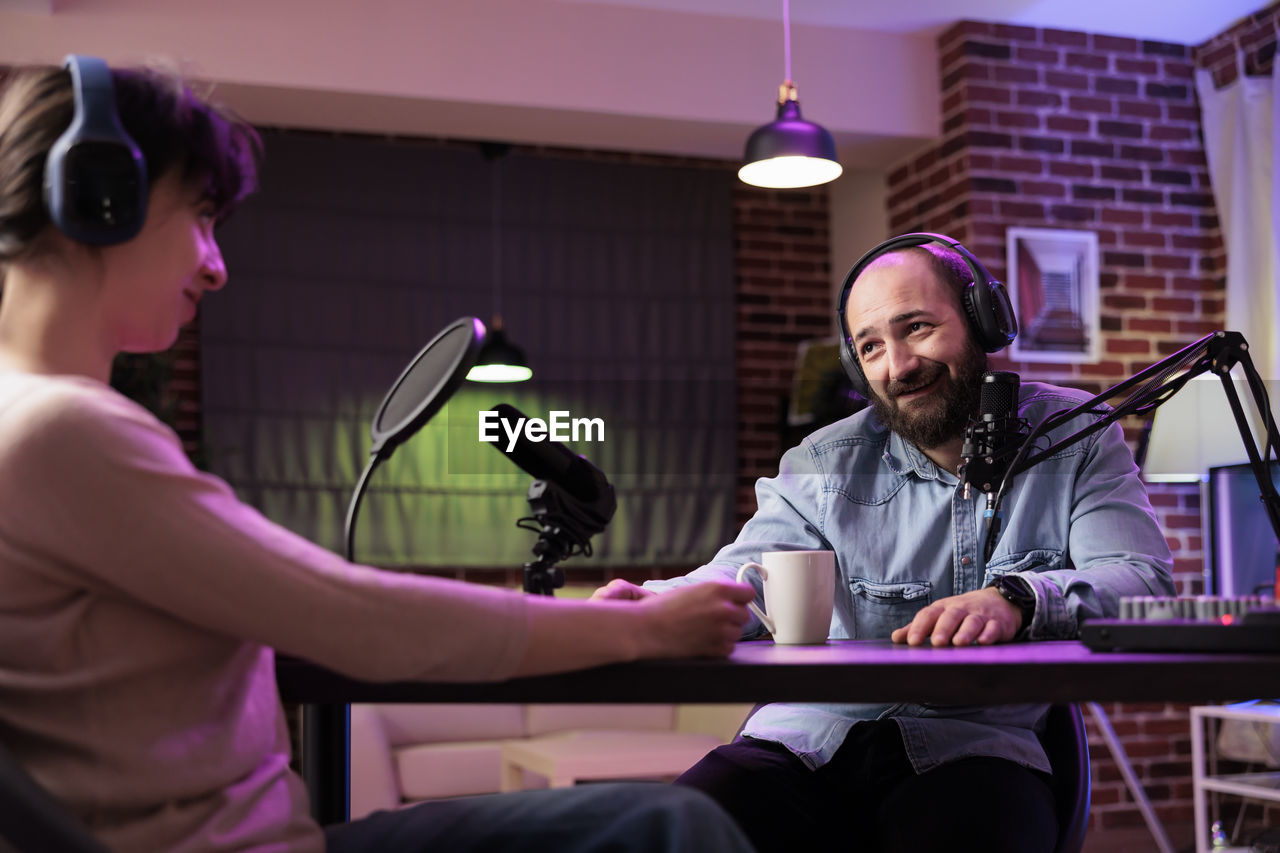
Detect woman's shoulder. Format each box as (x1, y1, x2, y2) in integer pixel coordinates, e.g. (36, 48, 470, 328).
(0, 372, 161, 448)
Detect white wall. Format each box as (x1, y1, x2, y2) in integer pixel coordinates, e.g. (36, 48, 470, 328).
(827, 168, 890, 334)
(0, 0, 938, 166)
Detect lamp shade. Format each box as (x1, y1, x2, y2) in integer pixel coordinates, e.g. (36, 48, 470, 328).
(738, 93, 842, 189)
(1142, 374, 1266, 482)
(466, 320, 532, 383)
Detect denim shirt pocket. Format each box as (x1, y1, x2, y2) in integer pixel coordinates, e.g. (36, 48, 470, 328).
(848, 577, 932, 637)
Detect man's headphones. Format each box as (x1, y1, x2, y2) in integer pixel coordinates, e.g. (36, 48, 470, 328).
(835, 232, 1017, 399)
(43, 55, 147, 245)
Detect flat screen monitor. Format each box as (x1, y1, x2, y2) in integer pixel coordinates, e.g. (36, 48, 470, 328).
(1206, 461, 1280, 596)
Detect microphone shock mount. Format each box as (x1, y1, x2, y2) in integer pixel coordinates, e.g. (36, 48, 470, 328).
(516, 478, 616, 596)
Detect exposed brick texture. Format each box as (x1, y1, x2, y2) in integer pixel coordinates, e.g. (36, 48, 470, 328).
(172, 323, 202, 460)
(891, 22, 1224, 405)
(732, 185, 833, 522)
(1194, 3, 1280, 87)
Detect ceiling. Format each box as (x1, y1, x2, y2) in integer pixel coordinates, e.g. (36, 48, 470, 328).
(0, 0, 1266, 170)
(564, 0, 1267, 45)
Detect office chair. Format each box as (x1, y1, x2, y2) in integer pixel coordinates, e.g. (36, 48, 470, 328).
(1043, 703, 1091, 853)
(0, 739, 109, 853)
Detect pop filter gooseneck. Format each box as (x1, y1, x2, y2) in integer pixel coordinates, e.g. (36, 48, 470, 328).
(343, 317, 486, 562)
(312, 317, 485, 827)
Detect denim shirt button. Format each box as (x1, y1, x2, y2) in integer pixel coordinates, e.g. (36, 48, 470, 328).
(960, 556, 972, 566)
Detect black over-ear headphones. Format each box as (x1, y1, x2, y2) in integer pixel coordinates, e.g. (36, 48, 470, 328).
(43, 55, 147, 245)
(835, 232, 1017, 399)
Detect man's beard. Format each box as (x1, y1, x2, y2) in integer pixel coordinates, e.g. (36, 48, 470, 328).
(868, 343, 987, 450)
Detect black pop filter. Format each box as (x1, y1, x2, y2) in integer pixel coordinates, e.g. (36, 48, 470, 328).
(368, 317, 486, 460)
(346, 316, 485, 561)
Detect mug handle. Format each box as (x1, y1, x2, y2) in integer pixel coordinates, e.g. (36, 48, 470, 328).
(735, 562, 775, 635)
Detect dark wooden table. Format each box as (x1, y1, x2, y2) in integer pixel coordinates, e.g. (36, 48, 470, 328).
(277, 639, 1280, 824)
(278, 638, 1280, 705)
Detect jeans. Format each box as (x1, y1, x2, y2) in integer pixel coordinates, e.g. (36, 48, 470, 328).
(324, 781, 757, 852)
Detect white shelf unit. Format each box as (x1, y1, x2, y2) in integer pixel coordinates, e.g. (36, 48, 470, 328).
(1191, 701, 1280, 853)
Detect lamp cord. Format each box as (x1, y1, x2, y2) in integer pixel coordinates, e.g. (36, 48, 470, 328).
(491, 155, 503, 321)
(782, 0, 792, 83)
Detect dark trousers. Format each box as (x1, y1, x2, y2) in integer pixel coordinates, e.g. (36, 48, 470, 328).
(324, 782, 756, 853)
(676, 720, 1058, 853)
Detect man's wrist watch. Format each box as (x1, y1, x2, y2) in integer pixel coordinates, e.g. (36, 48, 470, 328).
(990, 574, 1035, 638)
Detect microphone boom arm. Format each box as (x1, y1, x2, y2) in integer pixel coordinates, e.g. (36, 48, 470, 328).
(985, 331, 1280, 561)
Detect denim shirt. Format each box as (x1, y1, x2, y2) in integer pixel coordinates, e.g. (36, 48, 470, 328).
(646, 381, 1174, 774)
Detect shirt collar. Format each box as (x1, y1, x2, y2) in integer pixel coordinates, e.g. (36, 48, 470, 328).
(876, 416, 959, 485)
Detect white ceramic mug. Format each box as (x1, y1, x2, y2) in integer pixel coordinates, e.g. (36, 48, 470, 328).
(735, 550, 835, 645)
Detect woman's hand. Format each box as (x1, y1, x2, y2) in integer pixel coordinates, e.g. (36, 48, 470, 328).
(516, 581, 755, 677)
(632, 581, 756, 659)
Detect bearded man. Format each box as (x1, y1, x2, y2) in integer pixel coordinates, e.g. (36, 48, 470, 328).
(592, 235, 1175, 853)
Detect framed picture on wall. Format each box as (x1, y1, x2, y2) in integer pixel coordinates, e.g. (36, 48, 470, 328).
(1005, 227, 1101, 364)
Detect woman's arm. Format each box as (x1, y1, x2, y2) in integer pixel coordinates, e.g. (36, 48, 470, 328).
(515, 581, 754, 676)
(0, 380, 751, 682)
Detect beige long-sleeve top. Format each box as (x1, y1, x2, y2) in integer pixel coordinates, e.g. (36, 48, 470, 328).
(0, 371, 530, 852)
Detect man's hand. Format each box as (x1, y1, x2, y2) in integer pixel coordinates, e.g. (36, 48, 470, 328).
(590, 579, 656, 601)
(890, 586, 1022, 647)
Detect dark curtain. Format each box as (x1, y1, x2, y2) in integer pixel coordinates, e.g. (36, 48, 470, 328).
(201, 131, 736, 568)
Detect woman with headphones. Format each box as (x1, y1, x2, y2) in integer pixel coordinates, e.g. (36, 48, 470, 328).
(0, 58, 756, 853)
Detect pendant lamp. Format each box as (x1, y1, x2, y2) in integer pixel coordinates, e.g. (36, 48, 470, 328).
(468, 144, 532, 383)
(738, 0, 842, 189)
(468, 316, 531, 383)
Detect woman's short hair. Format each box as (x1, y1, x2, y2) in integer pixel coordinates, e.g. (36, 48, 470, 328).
(0, 62, 262, 264)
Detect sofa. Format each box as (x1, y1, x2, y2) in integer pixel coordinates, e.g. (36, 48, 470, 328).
(349, 702, 753, 818)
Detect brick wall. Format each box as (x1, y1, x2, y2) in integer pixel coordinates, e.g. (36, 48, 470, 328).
(732, 185, 834, 522)
(889, 22, 1220, 398)
(172, 324, 203, 460)
(1196, 4, 1279, 88)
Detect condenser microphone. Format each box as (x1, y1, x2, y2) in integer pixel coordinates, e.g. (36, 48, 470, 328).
(487, 404, 617, 594)
(959, 371, 1026, 499)
(488, 403, 606, 504)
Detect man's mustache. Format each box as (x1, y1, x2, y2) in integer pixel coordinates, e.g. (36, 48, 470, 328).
(886, 363, 947, 399)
